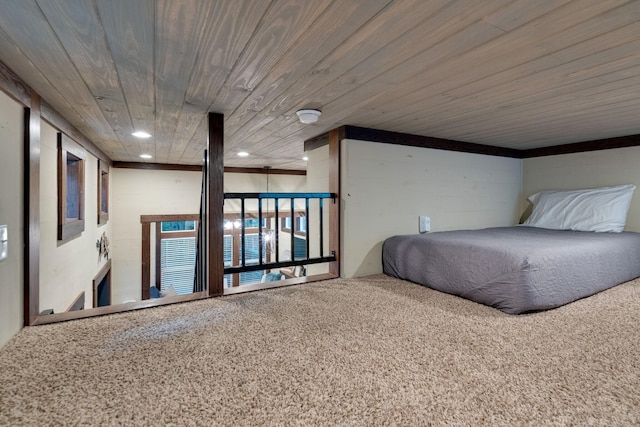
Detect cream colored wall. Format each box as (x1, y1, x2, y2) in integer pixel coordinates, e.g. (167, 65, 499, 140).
(226, 171, 307, 263)
(523, 147, 640, 232)
(39, 121, 111, 313)
(341, 139, 522, 278)
(110, 168, 202, 303)
(0, 91, 24, 348)
(305, 145, 330, 276)
(110, 169, 305, 302)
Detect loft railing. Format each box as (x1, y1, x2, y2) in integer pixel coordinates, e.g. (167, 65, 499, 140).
(223, 192, 336, 275)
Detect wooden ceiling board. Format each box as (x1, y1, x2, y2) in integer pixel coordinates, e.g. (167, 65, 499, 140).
(96, 0, 156, 159)
(354, 38, 640, 145)
(421, 64, 640, 142)
(152, 0, 212, 163)
(169, 0, 273, 163)
(34, 0, 140, 159)
(0, 1, 127, 154)
(234, 0, 512, 156)
(341, 0, 639, 138)
(223, 0, 393, 139)
(1, 0, 639, 169)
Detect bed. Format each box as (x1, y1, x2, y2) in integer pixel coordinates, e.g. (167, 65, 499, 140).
(383, 226, 640, 314)
(384, 184, 640, 314)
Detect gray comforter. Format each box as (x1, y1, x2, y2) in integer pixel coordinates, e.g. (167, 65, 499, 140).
(382, 226, 640, 314)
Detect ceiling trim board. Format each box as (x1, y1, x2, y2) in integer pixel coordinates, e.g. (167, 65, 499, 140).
(112, 162, 202, 172)
(0, 57, 111, 165)
(305, 125, 640, 160)
(112, 162, 306, 176)
(521, 134, 640, 158)
(0, 56, 30, 107)
(304, 125, 522, 158)
(225, 167, 306, 176)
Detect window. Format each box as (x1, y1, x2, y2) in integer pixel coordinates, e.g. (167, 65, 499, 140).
(156, 219, 199, 295)
(161, 236, 197, 295)
(58, 133, 86, 241)
(162, 220, 196, 232)
(281, 213, 307, 236)
(98, 160, 109, 225)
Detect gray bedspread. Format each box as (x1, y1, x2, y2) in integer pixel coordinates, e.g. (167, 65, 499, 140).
(382, 226, 640, 314)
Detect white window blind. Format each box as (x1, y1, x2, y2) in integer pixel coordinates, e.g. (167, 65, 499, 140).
(240, 233, 263, 285)
(223, 235, 233, 288)
(161, 237, 196, 295)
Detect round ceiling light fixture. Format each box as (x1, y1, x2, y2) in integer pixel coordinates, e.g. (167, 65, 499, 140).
(296, 109, 321, 124)
(237, 151, 249, 157)
(139, 153, 152, 159)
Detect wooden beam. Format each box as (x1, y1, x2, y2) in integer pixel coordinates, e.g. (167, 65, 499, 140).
(224, 166, 306, 176)
(141, 222, 150, 300)
(112, 162, 306, 176)
(0, 57, 30, 107)
(208, 113, 224, 296)
(521, 134, 640, 158)
(113, 161, 202, 172)
(343, 125, 522, 158)
(23, 90, 40, 326)
(328, 128, 340, 276)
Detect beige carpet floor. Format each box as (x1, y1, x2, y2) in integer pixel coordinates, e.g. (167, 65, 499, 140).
(1, 274, 639, 426)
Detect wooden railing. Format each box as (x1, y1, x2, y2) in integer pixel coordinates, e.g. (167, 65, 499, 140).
(222, 192, 336, 276)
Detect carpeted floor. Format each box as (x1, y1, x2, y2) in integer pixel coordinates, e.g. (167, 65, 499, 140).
(1, 274, 639, 426)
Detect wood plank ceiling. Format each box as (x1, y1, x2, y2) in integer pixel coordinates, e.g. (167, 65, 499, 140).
(0, 0, 638, 169)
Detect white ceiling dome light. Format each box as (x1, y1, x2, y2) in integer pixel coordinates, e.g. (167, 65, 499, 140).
(296, 109, 321, 124)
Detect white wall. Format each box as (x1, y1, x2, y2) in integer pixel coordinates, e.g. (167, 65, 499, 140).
(110, 168, 202, 303)
(110, 169, 306, 302)
(341, 139, 522, 277)
(523, 147, 640, 232)
(39, 121, 112, 313)
(0, 90, 24, 348)
(305, 145, 330, 276)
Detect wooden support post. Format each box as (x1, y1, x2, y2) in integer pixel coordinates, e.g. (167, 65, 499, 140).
(328, 128, 341, 277)
(23, 90, 40, 325)
(141, 221, 150, 300)
(208, 113, 224, 296)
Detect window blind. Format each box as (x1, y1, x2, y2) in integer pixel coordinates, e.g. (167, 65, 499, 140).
(161, 237, 197, 295)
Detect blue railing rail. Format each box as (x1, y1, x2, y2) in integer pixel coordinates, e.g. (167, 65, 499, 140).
(223, 192, 336, 274)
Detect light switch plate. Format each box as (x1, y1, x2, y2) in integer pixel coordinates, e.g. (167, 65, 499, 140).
(0, 225, 7, 262)
(419, 216, 430, 233)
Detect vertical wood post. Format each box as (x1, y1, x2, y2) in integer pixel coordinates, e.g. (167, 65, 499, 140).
(328, 128, 341, 276)
(208, 113, 224, 296)
(141, 221, 150, 300)
(23, 90, 40, 325)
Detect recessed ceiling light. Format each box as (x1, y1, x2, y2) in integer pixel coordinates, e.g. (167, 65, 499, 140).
(140, 154, 152, 159)
(302, 156, 309, 161)
(237, 151, 249, 157)
(132, 131, 152, 138)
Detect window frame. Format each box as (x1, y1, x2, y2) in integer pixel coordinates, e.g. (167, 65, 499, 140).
(97, 159, 109, 225)
(57, 133, 86, 241)
(281, 211, 307, 237)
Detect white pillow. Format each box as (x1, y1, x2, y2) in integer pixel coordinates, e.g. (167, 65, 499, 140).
(523, 184, 635, 233)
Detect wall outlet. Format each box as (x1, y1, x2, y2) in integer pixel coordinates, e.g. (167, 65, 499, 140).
(419, 216, 430, 233)
(0, 225, 7, 262)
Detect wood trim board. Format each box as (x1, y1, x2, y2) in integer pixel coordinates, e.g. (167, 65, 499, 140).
(113, 162, 306, 176)
(306, 126, 640, 159)
(23, 90, 40, 326)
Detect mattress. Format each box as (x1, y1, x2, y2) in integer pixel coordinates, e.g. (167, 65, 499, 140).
(382, 226, 640, 314)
